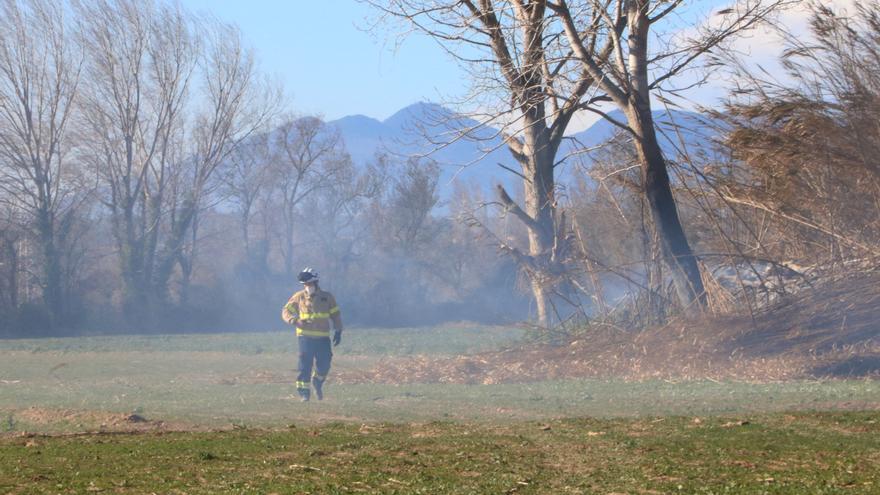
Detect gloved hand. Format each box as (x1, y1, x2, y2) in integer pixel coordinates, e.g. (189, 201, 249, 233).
(333, 330, 342, 347)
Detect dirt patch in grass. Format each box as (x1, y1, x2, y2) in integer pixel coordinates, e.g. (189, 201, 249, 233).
(4, 407, 199, 435)
(806, 401, 880, 412)
(213, 365, 368, 386)
(214, 369, 289, 385)
(350, 270, 880, 384)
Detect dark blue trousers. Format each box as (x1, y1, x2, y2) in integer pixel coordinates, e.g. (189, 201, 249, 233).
(296, 336, 332, 398)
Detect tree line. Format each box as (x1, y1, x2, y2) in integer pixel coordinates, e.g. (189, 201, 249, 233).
(367, 0, 880, 329)
(0, 0, 525, 336)
(3, 0, 880, 337)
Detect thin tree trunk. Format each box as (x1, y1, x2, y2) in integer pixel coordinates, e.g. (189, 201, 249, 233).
(2, 237, 19, 309)
(118, 202, 155, 328)
(153, 198, 197, 304)
(36, 207, 65, 329)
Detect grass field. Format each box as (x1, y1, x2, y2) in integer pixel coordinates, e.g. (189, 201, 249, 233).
(2, 325, 880, 493)
(2, 325, 880, 429)
(3, 413, 880, 493)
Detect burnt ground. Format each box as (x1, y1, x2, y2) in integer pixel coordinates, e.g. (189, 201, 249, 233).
(346, 269, 880, 384)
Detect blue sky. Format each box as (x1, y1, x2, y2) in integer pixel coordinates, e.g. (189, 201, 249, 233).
(181, 0, 736, 123)
(181, 0, 460, 121)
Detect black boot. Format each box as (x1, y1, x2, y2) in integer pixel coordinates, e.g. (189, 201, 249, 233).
(312, 377, 325, 400)
(296, 380, 310, 402)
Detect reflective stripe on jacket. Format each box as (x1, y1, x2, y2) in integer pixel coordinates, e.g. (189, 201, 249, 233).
(282, 288, 342, 338)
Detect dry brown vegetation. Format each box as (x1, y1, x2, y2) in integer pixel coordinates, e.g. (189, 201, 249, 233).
(353, 268, 880, 384)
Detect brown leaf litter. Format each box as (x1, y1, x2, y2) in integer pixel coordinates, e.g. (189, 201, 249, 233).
(342, 269, 880, 385)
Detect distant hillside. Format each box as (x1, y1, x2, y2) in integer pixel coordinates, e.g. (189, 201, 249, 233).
(326, 102, 724, 202)
(328, 102, 517, 203)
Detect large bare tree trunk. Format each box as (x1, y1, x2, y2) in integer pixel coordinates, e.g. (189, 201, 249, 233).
(369, 0, 607, 327)
(496, 122, 569, 326)
(550, 0, 782, 312)
(371, 0, 782, 322)
(520, 132, 558, 325)
(626, 106, 706, 308)
(622, 2, 705, 309)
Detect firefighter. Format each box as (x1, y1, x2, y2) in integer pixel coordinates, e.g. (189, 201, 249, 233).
(281, 267, 343, 401)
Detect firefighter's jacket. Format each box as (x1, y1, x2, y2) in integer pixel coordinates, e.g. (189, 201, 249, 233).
(282, 288, 342, 338)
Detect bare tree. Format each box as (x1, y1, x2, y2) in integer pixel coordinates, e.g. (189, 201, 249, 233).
(76, 0, 276, 323)
(152, 20, 277, 304)
(220, 130, 274, 260)
(381, 157, 441, 250)
(0, 0, 84, 327)
(301, 152, 382, 285)
(368, 0, 788, 321)
(366, 0, 614, 325)
(270, 116, 349, 279)
(547, 0, 788, 311)
(361, 154, 453, 323)
(75, 0, 197, 322)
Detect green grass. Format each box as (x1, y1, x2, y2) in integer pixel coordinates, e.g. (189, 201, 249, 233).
(0, 323, 524, 355)
(2, 413, 880, 494)
(2, 326, 880, 431)
(3, 326, 880, 492)
(2, 348, 880, 430)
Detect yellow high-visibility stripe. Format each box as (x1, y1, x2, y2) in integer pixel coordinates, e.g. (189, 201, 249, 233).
(296, 328, 331, 337)
(285, 303, 297, 314)
(298, 311, 330, 320)
(296, 381, 309, 389)
(329, 306, 340, 315)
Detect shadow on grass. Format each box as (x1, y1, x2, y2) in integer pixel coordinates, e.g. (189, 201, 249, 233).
(812, 355, 880, 377)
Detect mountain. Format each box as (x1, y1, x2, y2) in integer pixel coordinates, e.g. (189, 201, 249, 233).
(327, 102, 724, 203)
(328, 102, 517, 203)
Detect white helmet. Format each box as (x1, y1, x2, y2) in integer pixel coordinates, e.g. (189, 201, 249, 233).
(297, 267, 319, 284)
